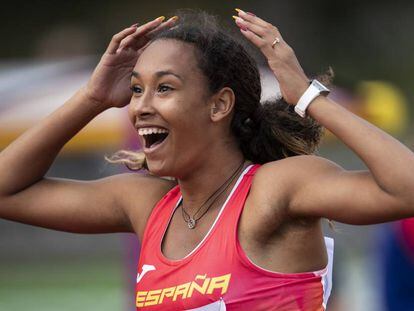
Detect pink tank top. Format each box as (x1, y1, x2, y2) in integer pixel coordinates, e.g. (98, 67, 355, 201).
(135, 164, 333, 310)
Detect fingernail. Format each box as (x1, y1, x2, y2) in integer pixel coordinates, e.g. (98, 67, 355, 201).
(170, 16, 179, 22)
(131, 23, 139, 27)
(157, 16, 166, 21)
(232, 15, 241, 21)
(247, 12, 256, 16)
(235, 8, 245, 14)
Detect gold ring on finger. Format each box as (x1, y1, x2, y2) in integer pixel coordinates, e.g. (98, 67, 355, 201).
(271, 37, 280, 48)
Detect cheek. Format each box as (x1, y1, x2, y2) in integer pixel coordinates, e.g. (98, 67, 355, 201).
(173, 103, 208, 132)
(127, 102, 136, 125)
(176, 114, 211, 147)
(160, 97, 192, 122)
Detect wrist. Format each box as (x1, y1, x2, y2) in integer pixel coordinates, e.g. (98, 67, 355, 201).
(294, 80, 330, 117)
(78, 87, 109, 113)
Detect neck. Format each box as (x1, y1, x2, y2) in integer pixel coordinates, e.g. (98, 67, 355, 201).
(177, 149, 251, 215)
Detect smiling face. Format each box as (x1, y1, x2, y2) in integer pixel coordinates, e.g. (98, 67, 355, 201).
(128, 39, 218, 178)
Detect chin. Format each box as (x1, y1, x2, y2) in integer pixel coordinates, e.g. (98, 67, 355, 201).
(146, 159, 172, 178)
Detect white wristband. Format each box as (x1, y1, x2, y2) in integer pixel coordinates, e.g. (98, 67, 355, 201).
(294, 80, 330, 117)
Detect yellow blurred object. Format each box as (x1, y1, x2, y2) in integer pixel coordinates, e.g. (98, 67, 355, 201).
(0, 122, 123, 154)
(357, 81, 408, 135)
(0, 58, 129, 154)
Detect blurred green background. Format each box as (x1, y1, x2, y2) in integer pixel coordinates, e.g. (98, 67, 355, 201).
(1, 0, 414, 310)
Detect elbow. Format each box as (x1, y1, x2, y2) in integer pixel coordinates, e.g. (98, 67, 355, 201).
(402, 198, 414, 218)
(400, 183, 414, 216)
(392, 195, 414, 219)
(379, 180, 414, 217)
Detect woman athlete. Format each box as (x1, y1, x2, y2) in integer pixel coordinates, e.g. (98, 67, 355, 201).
(1, 9, 414, 311)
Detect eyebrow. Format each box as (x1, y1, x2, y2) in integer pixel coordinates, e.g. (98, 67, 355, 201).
(131, 70, 183, 82)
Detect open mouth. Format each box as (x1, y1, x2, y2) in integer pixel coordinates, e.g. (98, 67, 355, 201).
(144, 132, 169, 148)
(138, 128, 169, 149)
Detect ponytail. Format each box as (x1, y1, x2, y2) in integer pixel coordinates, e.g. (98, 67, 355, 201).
(232, 71, 333, 164)
(238, 98, 323, 163)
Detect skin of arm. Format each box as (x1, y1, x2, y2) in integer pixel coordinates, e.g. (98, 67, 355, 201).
(288, 98, 414, 224)
(0, 90, 135, 232)
(0, 89, 104, 196)
(0, 89, 149, 234)
(235, 9, 414, 225)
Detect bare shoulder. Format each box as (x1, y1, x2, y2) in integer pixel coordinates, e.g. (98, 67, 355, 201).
(257, 155, 342, 175)
(255, 155, 343, 183)
(251, 155, 344, 207)
(105, 172, 177, 237)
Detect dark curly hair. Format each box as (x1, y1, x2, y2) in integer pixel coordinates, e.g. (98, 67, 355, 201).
(107, 10, 329, 169)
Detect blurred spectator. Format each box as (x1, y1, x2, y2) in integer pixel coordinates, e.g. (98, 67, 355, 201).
(383, 219, 414, 310)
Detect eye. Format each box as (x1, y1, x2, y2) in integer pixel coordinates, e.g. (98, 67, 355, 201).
(157, 84, 173, 93)
(130, 85, 143, 94)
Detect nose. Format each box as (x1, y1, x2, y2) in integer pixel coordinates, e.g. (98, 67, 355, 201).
(128, 92, 156, 121)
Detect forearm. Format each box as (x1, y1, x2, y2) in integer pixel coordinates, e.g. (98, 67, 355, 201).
(308, 96, 414, 201)
(0, 88, 107, 196)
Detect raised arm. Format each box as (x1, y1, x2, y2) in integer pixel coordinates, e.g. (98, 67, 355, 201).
(234, 9, 414, 225)
(0, 16, 178, 236)
(288, 98, 414, 224)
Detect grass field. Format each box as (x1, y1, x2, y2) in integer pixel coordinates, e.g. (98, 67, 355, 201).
(0, 258, 128, 311)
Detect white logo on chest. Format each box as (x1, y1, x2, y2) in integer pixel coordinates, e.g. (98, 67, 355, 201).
(136, 264, 156, 284)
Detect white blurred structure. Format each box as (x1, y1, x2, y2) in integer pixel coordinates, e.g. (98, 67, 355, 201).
(0, 57, 127, 153)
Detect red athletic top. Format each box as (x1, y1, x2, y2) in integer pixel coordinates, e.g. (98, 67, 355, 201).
(136, 164, 333, 310)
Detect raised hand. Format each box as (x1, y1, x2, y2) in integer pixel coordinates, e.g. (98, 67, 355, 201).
(84, 16, 178, 109)
(233, 9, 309, 105)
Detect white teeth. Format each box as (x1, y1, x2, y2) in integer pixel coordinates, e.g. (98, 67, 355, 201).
(138, 127, 169, 136)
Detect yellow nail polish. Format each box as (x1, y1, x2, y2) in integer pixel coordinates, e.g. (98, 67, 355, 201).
(232, 15, 239, 20)
(157, 16, 166, 21)
(235, 8, 245, 14)
(170, 16, 179, 21)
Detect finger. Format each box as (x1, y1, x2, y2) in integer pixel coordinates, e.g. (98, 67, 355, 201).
(232, 16, 267, 38)
(239, 28, 266, 50)
(237, 17, 285, 52)
(234, 11, 285, 52)
(235, 8, 269, 28)
(118, 16, 171, 51)
(134, 15, 167, 37)
(129, 16, 178, 44)
(119, 16, 178, 51)
(131, 15, 178, 41)
(146, 16, 179, 37)
(240, 27, 290, 62)
(106, 26, 139, 54)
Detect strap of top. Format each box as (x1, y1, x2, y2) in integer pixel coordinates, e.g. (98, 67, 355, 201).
(244, 163, 261, 176)
(216, 164, 261, 232)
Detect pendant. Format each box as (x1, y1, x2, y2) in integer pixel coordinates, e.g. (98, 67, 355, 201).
(187, 217, 196, 229)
